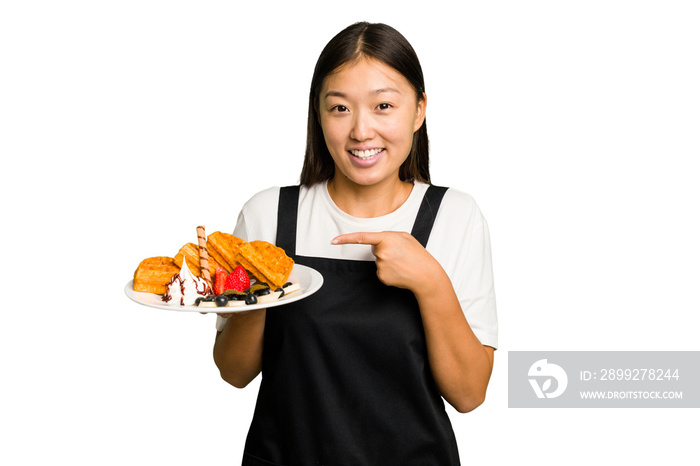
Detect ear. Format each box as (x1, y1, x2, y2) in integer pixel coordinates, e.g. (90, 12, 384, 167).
(413, 92, 427, 132)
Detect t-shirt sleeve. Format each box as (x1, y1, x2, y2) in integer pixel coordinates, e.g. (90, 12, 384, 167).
(459, 217, 498, 349)
(233, 210, 249, 242)
(233, 186, 280, 243)
(427, 190, 498, 349)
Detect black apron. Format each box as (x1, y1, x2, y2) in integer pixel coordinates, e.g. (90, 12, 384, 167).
(242, 185, 459, 466)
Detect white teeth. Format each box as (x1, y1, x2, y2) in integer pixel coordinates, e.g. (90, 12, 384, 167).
(350, 148, 383, 159)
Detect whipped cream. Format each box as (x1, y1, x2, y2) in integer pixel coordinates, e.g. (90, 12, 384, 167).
(162, 259, 211, 305)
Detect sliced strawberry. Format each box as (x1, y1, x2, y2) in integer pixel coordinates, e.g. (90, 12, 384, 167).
(214, 266, 228, 295)
(224, 265, 250, 292)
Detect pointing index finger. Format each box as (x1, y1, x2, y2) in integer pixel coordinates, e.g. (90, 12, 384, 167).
(331, 232, 384, 245)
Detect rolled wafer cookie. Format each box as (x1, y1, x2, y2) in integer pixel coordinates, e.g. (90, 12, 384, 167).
(196, 225, 212, 289)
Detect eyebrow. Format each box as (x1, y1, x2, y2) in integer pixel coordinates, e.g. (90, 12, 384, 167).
(323, 87, 400, 99)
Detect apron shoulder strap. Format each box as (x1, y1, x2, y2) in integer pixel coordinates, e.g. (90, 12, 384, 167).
(276, 185, 300, 255)
(411, 185, 448, 248)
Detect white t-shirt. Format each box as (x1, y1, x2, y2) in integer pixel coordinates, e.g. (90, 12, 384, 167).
(216, 181, 498, 349)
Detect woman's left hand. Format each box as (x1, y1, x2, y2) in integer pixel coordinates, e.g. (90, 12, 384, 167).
(332, 231, 441, 294)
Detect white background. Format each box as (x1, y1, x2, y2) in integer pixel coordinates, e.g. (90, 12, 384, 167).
(2, 1, 698, 464)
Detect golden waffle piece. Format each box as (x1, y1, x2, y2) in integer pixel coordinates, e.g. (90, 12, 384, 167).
(133, 256, 180, 294)
(207, 231, 246, 272)
(235, 240, 294, 288)
(174, 242, 224, 278)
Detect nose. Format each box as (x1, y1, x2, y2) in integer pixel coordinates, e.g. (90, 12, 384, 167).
(350, 109, 374, 142)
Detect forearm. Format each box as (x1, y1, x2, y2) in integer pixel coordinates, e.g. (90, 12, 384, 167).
(415, 269, 494, 413)
(213, 308, 266, 388)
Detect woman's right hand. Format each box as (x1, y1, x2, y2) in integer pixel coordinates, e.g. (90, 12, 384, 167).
(213, 308, 266, 388)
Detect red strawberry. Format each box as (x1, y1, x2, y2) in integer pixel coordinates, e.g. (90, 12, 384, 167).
(214, 266, 228, 295)
(224, 265, 250, 292)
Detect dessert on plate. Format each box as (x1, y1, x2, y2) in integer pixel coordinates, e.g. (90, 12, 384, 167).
(132, 227, 297, 309)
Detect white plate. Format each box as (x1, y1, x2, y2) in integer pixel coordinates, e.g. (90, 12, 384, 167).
(124, 264, 323, 313)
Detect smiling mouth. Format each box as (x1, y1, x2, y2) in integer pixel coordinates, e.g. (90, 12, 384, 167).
(349, 148, 384, 160)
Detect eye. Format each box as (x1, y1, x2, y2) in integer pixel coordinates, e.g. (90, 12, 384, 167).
(330, 105, 349, 113)
(377, 103, 392, 110)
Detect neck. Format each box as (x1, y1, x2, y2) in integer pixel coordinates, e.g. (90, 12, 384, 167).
(327, 176, 413, 218)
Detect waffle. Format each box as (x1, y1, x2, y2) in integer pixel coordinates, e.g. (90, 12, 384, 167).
(133, 256, 180, 294)
(235, 240, 294, 288)
(173, 242, 223, 278)
(207, 231, 246, 272)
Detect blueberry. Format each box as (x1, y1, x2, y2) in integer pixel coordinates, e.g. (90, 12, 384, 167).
(245, 293, 258, 305)
(196, 296, 216, 306)
(215, 294, 229, 307)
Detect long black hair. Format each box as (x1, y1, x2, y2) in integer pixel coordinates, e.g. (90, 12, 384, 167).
(300, 22, 430, 186)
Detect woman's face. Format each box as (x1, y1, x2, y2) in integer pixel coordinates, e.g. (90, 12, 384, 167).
(318, 58, 426, 189)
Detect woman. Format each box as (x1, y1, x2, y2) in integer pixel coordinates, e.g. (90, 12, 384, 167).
(214, 22, 497, 465)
